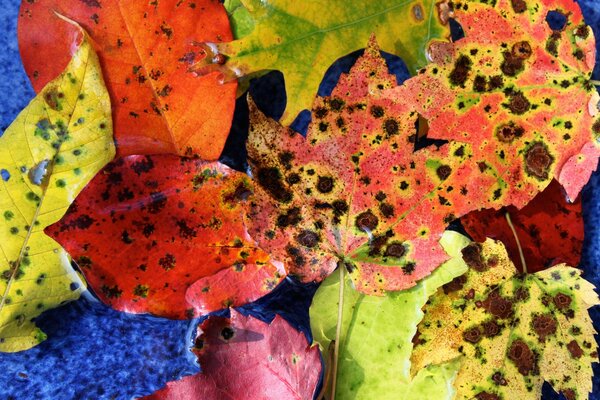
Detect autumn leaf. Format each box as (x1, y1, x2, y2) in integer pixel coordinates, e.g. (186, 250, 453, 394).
(195, 0, 450, 125)
(0, 27, 115, 352)
(412, 238, 599, 400)
(46, 156, 283, 319)
(387, 0, 600, 206)
(462, 179, 583, 273)
(309, 230, 469, 399)
(245, 36, 487, 293)
(143, 310, 322, 399)
(18, 0, 237, 159)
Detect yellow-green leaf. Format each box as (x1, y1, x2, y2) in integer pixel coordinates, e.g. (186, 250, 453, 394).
(0, 25, 115, 352)
(412, 238, 600, 400)
(309, 230, 469, 399)
(206, 0, 450, 124)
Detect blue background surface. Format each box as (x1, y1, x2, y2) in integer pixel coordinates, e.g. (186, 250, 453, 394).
(1, 0, 600, 398)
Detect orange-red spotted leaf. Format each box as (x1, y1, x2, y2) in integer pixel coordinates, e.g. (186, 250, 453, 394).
(18, 0, 237, 159)
(388, 0, 600, 206)
(462, 179, 583, 273)
(143, 310, 322, 399)
(46, 156, 283, 319)
(245, 37, 472, 294)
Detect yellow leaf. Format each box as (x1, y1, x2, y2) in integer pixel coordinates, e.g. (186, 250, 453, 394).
(0, 24, 115, 352)
(412, 238, 600, 400)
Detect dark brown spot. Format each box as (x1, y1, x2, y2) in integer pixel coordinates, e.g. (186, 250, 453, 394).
(462, 243, 487, 272)
(317, 176, 334, 193)
(508, 339, 537, 375)
(553, 292, 572, 310)
(370, 105, 384, 118)
(562, 389, 576, 400)
(221, 326, 234, 340)
(131, 156, 155, 175)
(332, 200, 348, 216)
(492, 371, 508, 386)
(278, 151, 294, 170)
(449, 55, 472, 88)
(379, 203, 395, 218)
(329, 98, 345, 111)
(101, 285, 122, 299)
(463, 326, 482, 343)
(511, 0, 526, 13)
(158, 253, 176, 271)
(532, 313, 557, 342)
(297, 230, 319, 248)
(147, 192, 167, 214)
(402, 262, 416, 275)
(473, 75, 487, 92)
(276, 207, 302, 228)
(314, 107, 328, 118)
(525, 142, 553, 180)
(257, 168, 292, 203)
(482, 320, 502, 337)
(482, 290, 514, 319)
(79, 0, 101, 7)
(576, 24, 590, 39)
(355, 211, 378, 232)
(436, 165, 452, 180)
(384, 243, 405, 258)
(475, 392, 501, 400)
(443, 275, 467, 294)
(496, 122, 524, 142)
(383, 119, 399, 136)
(567, 340, 583, 359)
(512, 41, 532, 59)
(505, 91, 531, 115)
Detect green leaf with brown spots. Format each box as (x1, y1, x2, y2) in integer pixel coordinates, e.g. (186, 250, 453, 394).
(309, 230, 469, 399)
(195, 0, 451, 124)
(0, 25, 115, 352)
(412, 238, 600, 400)
(387, 0, 600, 205)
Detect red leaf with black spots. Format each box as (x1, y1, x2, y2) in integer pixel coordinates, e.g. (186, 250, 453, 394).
(46, 156, 283, 318)
(18, 0, 236, 159)
(143, 310, 321, 399)
(462, 179, 583, 273)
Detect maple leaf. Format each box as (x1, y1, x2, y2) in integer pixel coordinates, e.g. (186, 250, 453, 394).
(46, 156, 283, 319)
(462, 179, 584, 273)
(18, 0, 237, 159)
(387, 0, 600, 206)
(143, 310, 322, 399)
(0, 26, 115, 352)
(195, 0, 450, 125)
(245, 36, 479, 293)
(310, 231, 469, 399)
(411, 238, 600, 400)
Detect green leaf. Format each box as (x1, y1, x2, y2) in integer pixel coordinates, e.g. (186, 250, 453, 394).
(309, 230, 469, 398)
(209, 0, 450, 124)
(0, 24, 115, 352)
(412, 238, 600, 400)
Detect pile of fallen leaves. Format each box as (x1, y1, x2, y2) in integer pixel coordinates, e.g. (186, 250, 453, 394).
(1, 0, 599, 398)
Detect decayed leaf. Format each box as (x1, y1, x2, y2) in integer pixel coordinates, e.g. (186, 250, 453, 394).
(46, 156, 283, 319)
(143, 310, 321, 399)
(0, 30, 115, 352)
(462, 179, 583, 273)
(309, 230, 469, 399)
(388, 0, 600, 205)
(196, 0, 450, 124)
(412, 238, 599, 400)
(18, 0, 237, 158)
(245, 36, 482, 293)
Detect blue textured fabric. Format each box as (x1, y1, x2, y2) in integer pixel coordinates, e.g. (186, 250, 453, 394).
(1, 1, 600, 399)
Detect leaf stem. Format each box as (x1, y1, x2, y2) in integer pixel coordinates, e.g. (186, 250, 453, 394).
(331, 264, 345, 400)
(505, 211, 527, 274)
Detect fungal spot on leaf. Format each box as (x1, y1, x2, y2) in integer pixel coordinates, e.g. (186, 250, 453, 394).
(443, 275, 467, 294)
(221, 326, 235, 340)
(412, 3, 424, 20)
(158, 253, 176, 271)
(475, 392, 501, 400)
(297, 230, 319, 248)
(384, 242, 405, 258)
(504, 91, 531, 115)
(575, 24, 590, 39)
(101, 285, 123, 299)
(524, 142, 554, 180)
(482, 290, 514, 319)
(449, 55, 472, 87)
(532, 313, 557, 342)
(482, 320, 502, 338)
(131, 156, 155, 175)
(278, 151, 294, 170)
(508, 339, 537, 375)
(510, 0, 527, 13)
(436, 164, 452, 180)
(147, 191, 168, 214)
(370, 105, 384, 118)
(553, 292, 572, 310)
(402, 262, 416, 275)
(257, 167, 292, 202)
(355, 211, 378, 232)
(379, 203, 395, 218)
(276, 207, 302, 228)
(317, 176, 334, 193)
(462, 243, 487, 272)
(463, 326, 482, 343)
(383, 118, 399, 136)
(496, 122, 524, 143)
(566, 340, 583, 359)
(328, 98, 345, 111)
(133, 284, 149, 298)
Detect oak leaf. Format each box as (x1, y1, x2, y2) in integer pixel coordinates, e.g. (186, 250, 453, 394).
(18, 0, 237, 158)
(412, 238, 600, 400)
(47, 156, 283, 319)
(0, 28, 115, 352)
(143, 310, 322, 399)
(197, 0, 450, 124)
(309, 231, 469, 399)
(462, 179, 584, 273)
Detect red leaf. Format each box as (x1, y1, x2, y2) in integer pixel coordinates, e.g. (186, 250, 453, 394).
(143, 310, 322, 399)
(46, 156, 283, 318)
(18, 0, 237, 159)
(461, 179, 583, 273)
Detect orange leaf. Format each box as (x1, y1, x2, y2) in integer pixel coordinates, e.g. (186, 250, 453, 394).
(18, 0, 237, 159)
